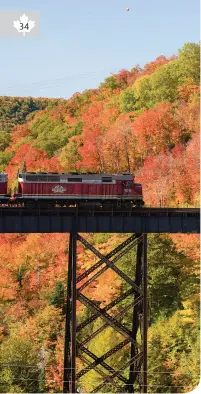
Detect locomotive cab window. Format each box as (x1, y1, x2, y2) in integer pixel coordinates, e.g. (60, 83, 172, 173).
(48, 175, 60, 182)
(68, 178, 82, 182)
(102, 177, 112, 182)
(39, 175, 48, 182)
(0, 175, 6, 181)
(26, 175, 39, 181)
(127, 181, 134, 187)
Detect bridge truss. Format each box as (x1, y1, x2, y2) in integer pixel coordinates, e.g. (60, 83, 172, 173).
(1, 207, 199, 392)
(63, 232, 148, 393)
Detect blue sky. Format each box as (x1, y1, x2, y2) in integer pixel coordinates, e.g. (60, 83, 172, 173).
(0, 0, 200, 98)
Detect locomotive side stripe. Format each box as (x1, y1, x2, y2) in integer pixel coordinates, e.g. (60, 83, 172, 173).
(19, 180, 117, 184)
(18, 195, 143, 199)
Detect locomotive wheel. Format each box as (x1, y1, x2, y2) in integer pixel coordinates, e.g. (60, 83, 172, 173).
(35, 201, 55, 209)
(47, 202, 54, 209)
(122, 201, 132, 210)
(102, 201, 113, 211)
(26, 200, 36, 209)
(135, 200, 144, 207)
(116, 201, 122, 209)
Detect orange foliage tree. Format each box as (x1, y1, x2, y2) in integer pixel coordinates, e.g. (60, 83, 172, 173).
(6, 143, 62, 187)
(102, 115, 141, 173)
(132, 102, 187, 155)
(78, 102, 119, 171)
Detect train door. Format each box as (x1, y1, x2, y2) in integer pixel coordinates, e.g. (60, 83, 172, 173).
(116, 180, 123, 195)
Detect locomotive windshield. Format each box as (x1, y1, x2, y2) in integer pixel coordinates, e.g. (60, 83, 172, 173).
(0, 174, 7, 181)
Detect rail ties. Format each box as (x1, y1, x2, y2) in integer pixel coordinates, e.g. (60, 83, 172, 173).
(0, 207, 199, 217)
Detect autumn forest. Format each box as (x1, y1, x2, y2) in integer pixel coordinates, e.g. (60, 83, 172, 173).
(0, 42, 200, 393)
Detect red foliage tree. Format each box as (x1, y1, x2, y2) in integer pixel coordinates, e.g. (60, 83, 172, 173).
(138, 131, 200, 206)
(144, 55, 170, 75)
(115, 69, 130, 87)
(6, 143, 62, 186)
(132, 102, 186, 155)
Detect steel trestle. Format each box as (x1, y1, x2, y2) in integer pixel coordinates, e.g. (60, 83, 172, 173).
(63, 233, 148, 393)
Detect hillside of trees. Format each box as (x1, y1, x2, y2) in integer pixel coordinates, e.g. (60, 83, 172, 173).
(0, 42, 200, 393)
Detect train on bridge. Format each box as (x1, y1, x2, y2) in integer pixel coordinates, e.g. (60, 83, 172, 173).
(0, 172, 144, 209)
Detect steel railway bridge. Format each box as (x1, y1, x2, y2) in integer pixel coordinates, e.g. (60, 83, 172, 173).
(0, 207, 200, 393)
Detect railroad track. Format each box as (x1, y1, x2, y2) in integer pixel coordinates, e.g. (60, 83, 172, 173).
(0, 207, 199, 217)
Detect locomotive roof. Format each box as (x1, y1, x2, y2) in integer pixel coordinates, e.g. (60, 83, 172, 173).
(18, 172, 134, 181)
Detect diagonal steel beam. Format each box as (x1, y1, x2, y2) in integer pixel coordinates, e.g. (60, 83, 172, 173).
(77, 234, 139, 284)
(77, 344, 128, 383)
(93, 352, 143, 393)
(79, 297, 143, 347)
(78, 239, 140, 292)
(124, 353, 144, 393)
(78, 353, 121, 391)
(77, 288, 135, 332)
(78, 293, 142, 347)
(77, 234, 142, 293)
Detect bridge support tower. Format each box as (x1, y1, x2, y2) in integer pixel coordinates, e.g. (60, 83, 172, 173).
(63, 233, 148, 393)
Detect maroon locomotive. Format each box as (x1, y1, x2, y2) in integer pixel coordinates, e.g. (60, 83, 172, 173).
(0, 172, 144, 209)
(0, 173, 9, 204)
